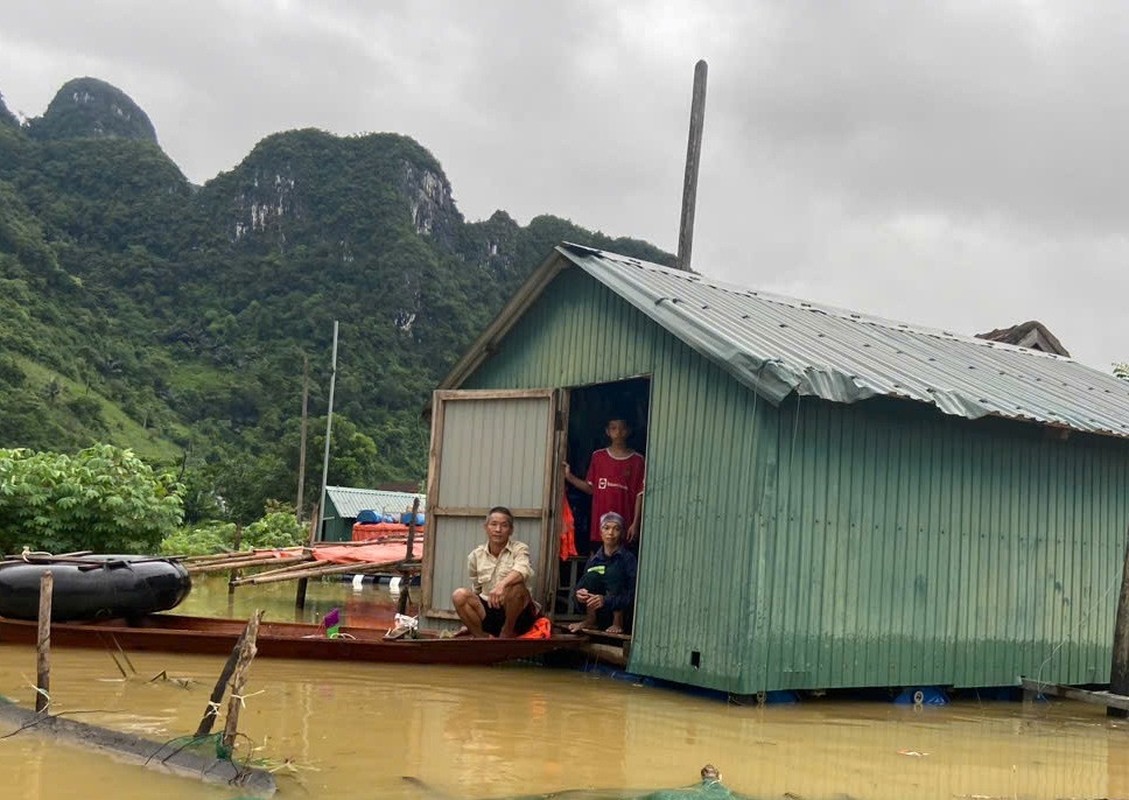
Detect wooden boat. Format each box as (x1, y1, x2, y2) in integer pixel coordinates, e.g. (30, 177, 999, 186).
(0, 613, 585, 666)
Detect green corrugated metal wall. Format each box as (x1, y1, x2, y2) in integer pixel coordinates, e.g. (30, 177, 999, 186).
(321, 496, 353, 542)
(463, 266, 1129, 693)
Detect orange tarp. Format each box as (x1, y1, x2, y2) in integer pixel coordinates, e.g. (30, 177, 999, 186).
(312, 542, 422, 564)
(352, 522, 421, 541)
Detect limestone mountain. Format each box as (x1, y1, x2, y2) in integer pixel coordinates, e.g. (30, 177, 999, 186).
(28, 77, 158, 143)
(0, 76, 674, 523)
(0, 93, 18, 128)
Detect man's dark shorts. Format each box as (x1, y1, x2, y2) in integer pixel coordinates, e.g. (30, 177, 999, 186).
(481, 600, 538, 637)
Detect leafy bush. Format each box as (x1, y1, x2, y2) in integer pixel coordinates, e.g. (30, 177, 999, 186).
(243, 509, 306, 549)
(158, 521, 236, 557)
(0, 444, 183, 554)
(159, 504, 305, 556)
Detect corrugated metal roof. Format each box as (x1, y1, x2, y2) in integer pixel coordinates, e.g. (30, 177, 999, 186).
(557, 243, 1129, 441)
(324, 486, 425, 519)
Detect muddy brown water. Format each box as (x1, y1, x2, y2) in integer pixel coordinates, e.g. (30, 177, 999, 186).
(0, 575, 1127, 800)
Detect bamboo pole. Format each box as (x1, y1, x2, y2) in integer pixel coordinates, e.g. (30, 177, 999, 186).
(222, 610, 263, 751)
(186, 554, 310, 574)
(233, 558, 415, 586)
(178, 547, 305, 566)
(177, 551, 258, 563)
(36, 571, 52, 713)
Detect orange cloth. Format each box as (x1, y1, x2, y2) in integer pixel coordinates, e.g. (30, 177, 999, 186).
(558, 495, 578, 561)
(517, 615, 552, 640)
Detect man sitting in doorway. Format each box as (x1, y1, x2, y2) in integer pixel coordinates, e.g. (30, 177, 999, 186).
(564, 414, 646, 547)
(452, 506, 539, 638)
(568, 511, 637, 634)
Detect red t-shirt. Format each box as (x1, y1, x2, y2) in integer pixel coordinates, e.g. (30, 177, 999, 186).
(585, 449, 646, 542)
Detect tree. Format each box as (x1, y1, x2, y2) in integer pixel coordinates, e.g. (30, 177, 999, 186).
(0, 444, 183, 554)
(1116, 363, 1128, 380)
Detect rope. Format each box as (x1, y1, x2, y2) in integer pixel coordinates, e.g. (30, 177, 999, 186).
(227, 689, 265, 709)
(1033, 558, 1123, 686)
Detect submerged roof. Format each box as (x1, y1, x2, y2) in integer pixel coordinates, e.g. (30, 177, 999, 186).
(324, 486, 425, 518)
(444, 243, 1129, 441)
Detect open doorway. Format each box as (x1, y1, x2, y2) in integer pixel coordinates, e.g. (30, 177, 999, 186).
(555, 376, 651, 632)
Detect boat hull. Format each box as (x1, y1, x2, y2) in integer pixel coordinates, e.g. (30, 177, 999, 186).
(0, 558, 191, 622)
(0, 613, 583, 666)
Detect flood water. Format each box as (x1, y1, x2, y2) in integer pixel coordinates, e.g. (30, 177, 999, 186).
(1, 575, 1128, 800)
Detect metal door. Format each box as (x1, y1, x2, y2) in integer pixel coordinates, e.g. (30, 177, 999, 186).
(422, 389, 563, 620)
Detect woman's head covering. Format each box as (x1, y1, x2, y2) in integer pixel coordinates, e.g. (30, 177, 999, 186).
(599, 511, 626, 529)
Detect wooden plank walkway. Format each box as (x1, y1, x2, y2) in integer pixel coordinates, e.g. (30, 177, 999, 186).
(1020, 678, 1129, 712)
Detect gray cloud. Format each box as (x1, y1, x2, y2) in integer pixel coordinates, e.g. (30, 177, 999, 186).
(0, 0, 1125, 370)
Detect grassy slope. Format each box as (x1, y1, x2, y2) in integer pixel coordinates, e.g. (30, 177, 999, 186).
(13, 354, 184, 463)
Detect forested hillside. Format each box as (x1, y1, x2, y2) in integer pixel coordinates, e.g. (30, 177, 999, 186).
(0, 77, 674, 523)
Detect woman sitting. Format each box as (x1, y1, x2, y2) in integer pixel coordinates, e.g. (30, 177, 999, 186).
(568, 511, 638, 634)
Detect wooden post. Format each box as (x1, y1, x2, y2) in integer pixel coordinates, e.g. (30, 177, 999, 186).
(1109, 523, 1129, 717)
(677, 59, 708, 272)
(228, 525, 243, 597)
(36, 571, 53, 713)
(405, 497, 420, 561)
(295, 505, 319, 610)
(194, 623, 251, 737)
(222, 610, 263, 751)
(397, 497, 422, 617)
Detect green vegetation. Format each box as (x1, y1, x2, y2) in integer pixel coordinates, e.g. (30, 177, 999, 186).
(0, 76, 675, 550)
(0, 445, 183, 554)
(158, 505, 306, 556)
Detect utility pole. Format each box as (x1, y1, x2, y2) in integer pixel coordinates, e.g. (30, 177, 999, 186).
(677, 59, 708, 272)
(297, 322, 339, 611)
(296, 353, 309, 519)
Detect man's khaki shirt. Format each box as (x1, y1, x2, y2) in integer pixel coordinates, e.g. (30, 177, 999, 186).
(467, 539, 534, 598)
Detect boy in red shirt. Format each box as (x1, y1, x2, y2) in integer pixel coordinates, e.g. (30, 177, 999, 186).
(564, 416, 646, 546)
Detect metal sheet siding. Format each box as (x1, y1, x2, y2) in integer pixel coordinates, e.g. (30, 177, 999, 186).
(559, 246, 1129, 441)
(428, 517, 545, 614)
(629, 333, 775, 691)
(461, 265, 1129, 693)
(466, 268, 777, 690)
(753, 397, 1129, 692)
(438, 397, 550, 508)
(425, 394, 553, 614)
(462, 272, 661, 390)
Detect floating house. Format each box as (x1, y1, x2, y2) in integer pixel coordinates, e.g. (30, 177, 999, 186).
(320, 486, 425, 542)
(421, 243, 1129, 695)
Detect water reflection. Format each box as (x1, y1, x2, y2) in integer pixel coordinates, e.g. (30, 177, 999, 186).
(175, 573, 402, 628)
(0, 576, 1126, 799)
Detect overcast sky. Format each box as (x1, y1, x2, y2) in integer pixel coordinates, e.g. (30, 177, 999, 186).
(1, 1, 1126, 372)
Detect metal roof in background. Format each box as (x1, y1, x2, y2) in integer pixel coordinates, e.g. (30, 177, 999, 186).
(557, 243, 1129, 441)
(324, 486, 425, 519)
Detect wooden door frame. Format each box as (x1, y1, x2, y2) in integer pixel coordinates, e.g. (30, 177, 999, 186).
(422, 388, 562, 619)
